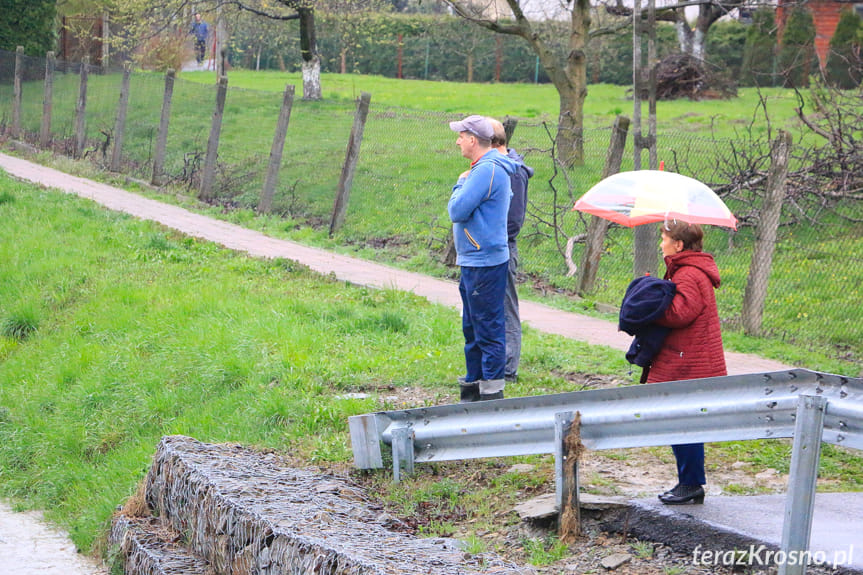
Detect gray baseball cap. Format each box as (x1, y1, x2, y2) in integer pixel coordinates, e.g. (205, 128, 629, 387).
(449, 115, 493, 140)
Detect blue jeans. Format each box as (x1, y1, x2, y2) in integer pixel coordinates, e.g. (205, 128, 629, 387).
(459, 262, 508, 383)
(672, 443, 706, 485)
(504, 244, 521, 380)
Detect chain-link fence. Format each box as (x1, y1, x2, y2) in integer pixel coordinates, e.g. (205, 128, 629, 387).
(1, 48, 860, 370)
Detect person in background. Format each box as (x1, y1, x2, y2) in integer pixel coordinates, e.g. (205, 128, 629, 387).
(488, 118, 533, 385)
(190, 12, 209, 65)
(650, 220, 727, 505)
(447, 115, 518, 402)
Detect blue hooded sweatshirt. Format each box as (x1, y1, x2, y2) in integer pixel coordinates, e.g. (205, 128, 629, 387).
(448, 149, 518, 267)
(505, 148, 534, 246)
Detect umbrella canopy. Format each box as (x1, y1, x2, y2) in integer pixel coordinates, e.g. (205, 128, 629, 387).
(572, 170, 737, 230)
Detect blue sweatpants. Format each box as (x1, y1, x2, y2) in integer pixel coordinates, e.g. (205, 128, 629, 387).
(672, 443, 706, 485)
(459, 262, 508, 383)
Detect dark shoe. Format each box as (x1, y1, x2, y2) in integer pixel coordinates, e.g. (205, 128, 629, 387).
(479, 391, 504, 401)
(459, 382, 480, 403)
(658, 484, 704, 505)
(505, 374, 518, 384)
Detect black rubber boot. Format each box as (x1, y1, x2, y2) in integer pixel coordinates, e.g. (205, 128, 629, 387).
(658, 484, 705, 505)
(459, 382, 480, 403)
(479, 391, 504, 401)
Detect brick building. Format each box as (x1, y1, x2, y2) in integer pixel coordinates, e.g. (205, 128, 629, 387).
(776, 0, 863, 67)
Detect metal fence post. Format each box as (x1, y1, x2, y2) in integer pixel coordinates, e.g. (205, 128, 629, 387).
(74, 57, 89, 158)
(258, 84, 295, 214)
(329, 91, 371, 236)
(200, 75, 228, 201)
(779, 394, 827, 575)
(40, 51, 55, 148)
(110, 64, 132, 172)
(151, 69, 175, 186)
(12, 46, 23, 139)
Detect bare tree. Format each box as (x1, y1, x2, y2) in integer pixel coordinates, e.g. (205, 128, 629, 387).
(113, 0, 322, 99)
(440, 0, 624, 166)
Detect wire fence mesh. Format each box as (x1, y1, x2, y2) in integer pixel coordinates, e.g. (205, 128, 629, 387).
(1, 49, 860, 369)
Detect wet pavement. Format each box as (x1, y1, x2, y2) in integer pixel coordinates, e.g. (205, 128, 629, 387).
(0, 501, 107, 574)
(621, 493, 863, 573)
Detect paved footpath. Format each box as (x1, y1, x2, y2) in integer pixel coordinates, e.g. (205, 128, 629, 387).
(0, 152, 791, 376)
(0, 501, 107, 575)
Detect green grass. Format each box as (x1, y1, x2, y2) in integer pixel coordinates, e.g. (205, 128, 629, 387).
(0, 171, 626, 551)
(3, 69, 857, 372)
(1, 170, 861, 565)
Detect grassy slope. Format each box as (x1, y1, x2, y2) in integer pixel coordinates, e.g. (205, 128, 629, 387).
(0, 171, 624, 550)
(5, 70, 859, 374)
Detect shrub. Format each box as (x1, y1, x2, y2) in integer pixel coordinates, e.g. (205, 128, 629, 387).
(135, 29, 193, 72)
(825, 8, 863, 88)
(778, 7, 816, 88)
(0, 0, 56, 55)
(1, 306, 39, 342)
(741, 8, 779, 87)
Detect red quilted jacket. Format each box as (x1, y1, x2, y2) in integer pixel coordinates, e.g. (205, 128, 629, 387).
(647, 250, 727, 383)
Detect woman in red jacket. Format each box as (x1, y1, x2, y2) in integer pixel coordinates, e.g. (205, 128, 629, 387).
(651, 221, 727, 505)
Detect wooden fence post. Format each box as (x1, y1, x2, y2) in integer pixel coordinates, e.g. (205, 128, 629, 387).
(329, 91, 371, 236)
(40, 51, 55, 148)
(200, 75, 228, 201)
(577, 115, 630, 295)
(742, 130, 792, 336)
(12, 46, 23, 139)
(110, 64, 132, 172)
(151, 69, 175, 185)
(555, 411, 583, 544)
(74, 57, 89, 158)
(258, 84, 295, 214)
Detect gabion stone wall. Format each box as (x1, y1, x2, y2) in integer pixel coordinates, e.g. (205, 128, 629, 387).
(111, 435, 533, 575)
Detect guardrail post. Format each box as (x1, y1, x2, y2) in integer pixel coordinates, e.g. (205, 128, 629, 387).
(779, 394, 827, 575)
(348, 414, 383, 470)
(555, 411, 582, 542)
(391, 426, 415, 483)
(40, 51, 55, 148)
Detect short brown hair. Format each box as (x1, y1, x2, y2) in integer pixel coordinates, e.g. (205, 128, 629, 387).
(488, 117, 507, 148)
(662, 220, 704, 252)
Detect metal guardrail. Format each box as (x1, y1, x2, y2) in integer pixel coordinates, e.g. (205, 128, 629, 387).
(349, 369, 863, 575)
(350, 369, 862, 471)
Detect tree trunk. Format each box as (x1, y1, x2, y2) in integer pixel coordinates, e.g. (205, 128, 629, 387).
(340, 49, 347, 74)
(302, 57, 322, 100)
(467, 53, 474, 83)
(299, 7, 321, 100)
(554, 0, 589, 166)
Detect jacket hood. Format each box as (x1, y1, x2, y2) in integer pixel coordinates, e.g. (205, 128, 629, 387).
(664, 251, 721, 288)
(506, 149, 535, 178)
(479, 149, 519, 177)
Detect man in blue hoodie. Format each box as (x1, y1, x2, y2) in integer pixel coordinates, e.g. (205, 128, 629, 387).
(448, 115, 518, 402)
(190, 13, 209, 65)
(489, 118, 534, 385)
